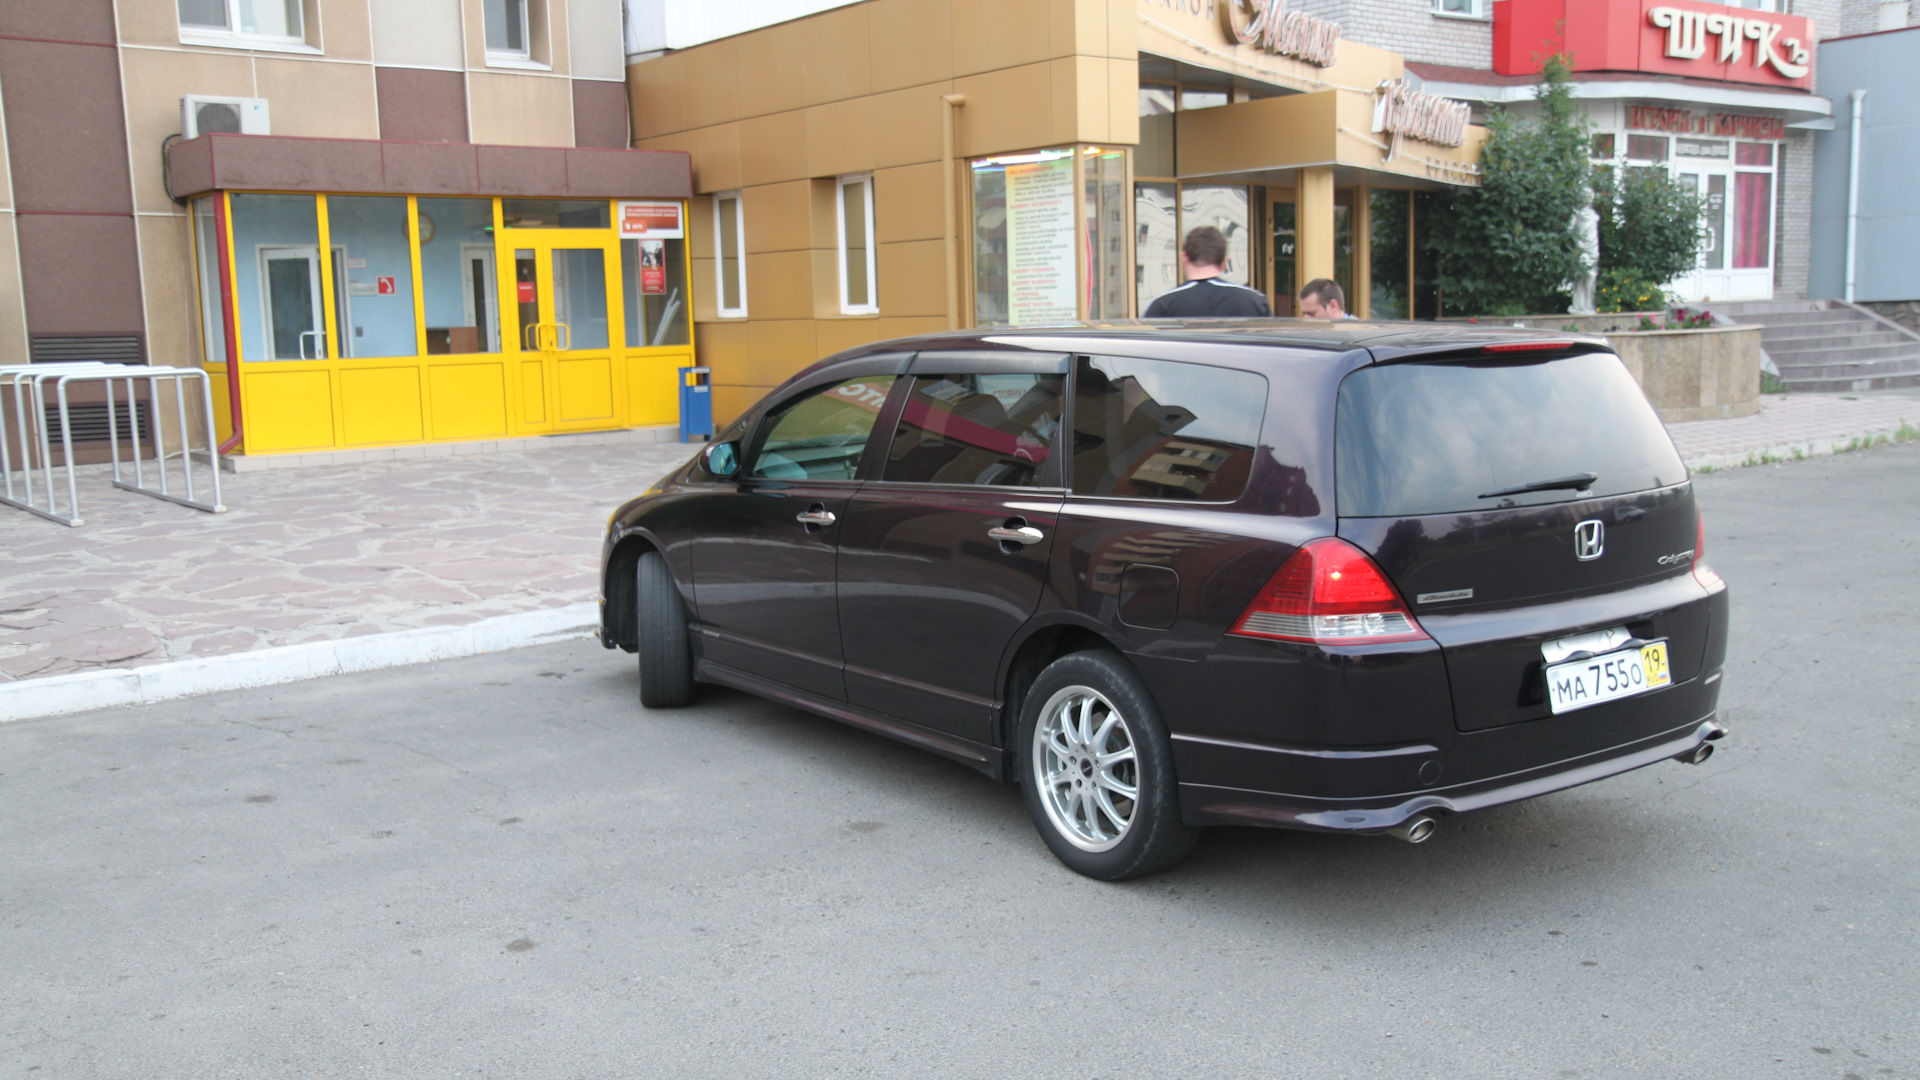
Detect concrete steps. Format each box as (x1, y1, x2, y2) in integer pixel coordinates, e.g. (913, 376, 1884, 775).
(1711, 299, 1920, 392)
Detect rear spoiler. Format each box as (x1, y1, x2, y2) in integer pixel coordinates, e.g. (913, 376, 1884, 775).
(1364, 336, 1615, 366)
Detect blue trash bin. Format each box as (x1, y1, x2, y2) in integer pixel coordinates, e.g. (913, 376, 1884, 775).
(678, 365, 713, 443)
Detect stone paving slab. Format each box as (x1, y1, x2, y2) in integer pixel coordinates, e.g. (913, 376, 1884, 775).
(2, 390, 1915, 691)
(1666, 391, 1918, 468)
(0, 439, 699, 685)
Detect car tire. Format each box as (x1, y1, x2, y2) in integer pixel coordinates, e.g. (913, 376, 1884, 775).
(1017, 650, 1199, 880)
(635, 549, 695, 708)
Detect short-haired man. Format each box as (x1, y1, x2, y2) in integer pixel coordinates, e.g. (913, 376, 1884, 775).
(1297, 278, 1350, 319)
(1143, 226, 1272, 318)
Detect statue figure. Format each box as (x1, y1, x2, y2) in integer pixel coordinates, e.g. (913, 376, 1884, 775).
(1568, 188, 1601, 315)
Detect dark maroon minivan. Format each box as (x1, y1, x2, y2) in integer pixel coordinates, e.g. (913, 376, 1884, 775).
(598, 323, 1729, 879)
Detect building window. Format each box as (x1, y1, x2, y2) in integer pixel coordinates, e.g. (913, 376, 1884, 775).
(714, 192, 747, 318)
(836, 174, 877, 315)
(972, 148, 1077, 327)
(484, 0, 545, 66)
(191, 198, 228, 366)
(178, 0, 309, 47)
(1085, 148, 1129, 320)
(1432, 0, 1485, 18)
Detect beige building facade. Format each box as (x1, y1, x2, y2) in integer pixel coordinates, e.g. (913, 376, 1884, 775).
(2, 0, 695, 460)
(626, 0, 1490, 425)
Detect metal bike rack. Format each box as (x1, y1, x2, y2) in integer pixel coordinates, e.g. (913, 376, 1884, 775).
(0, 362, 226, 527)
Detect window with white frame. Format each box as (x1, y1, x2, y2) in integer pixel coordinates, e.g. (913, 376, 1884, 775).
(484, 0, 535, 63)
(714, 191, 747, 318)
(836, 174, 877, 315)
(1432, 0, 1485, 17)
(177, 0, 309, 47)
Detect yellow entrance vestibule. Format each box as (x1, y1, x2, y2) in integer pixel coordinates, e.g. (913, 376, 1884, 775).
(170, 134, 697, 459)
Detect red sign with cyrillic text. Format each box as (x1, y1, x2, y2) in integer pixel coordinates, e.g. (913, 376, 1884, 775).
(1494, 0, 1813, 91)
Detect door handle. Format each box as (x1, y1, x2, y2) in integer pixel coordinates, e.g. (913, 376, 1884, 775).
(553, 322, 571, 351)
(796, 508, 837, 528)
(524, 322, 540, 351)
(988, 525, 1045, 546)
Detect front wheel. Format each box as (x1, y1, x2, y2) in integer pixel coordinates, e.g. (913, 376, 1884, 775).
(1017, 650, 1198, 880)
(635, 550, 695, 708)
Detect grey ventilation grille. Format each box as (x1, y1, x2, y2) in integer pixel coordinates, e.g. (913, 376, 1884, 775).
(29, 335, 145, 365)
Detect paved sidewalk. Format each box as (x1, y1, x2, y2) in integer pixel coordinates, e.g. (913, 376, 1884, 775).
(1666, 391, 1917, 469)
(1, 439, 696, 686)
(2, 390, 1915, 697)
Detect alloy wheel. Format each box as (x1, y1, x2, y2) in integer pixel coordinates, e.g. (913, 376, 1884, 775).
(1032, 685, 1139, 853)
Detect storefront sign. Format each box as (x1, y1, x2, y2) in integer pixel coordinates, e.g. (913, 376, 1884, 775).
(1648, 6, 1808, 80)
(618, 201, 684, 238)
(639, 239, 667, 294)
(1003, 158, 1077, 326)
(1492, 0, 1814, 91)
(517, 280, 536, 304)
(1627, 106, 1784, 141)
(1372, 79, 1470, 158)
(1219, 0, 1340, 67)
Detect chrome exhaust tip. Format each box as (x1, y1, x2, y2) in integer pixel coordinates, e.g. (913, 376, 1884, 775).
(1675, 742, 1715, 766)
(1386, 815, 1437, 844)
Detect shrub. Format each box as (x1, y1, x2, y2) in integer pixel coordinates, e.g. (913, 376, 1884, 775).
(1596, 167, 1705, 287)
(1423, 56, 1590, 317)
(1596, 268, 1665, 314)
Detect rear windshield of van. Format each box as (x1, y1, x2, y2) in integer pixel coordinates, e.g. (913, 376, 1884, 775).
(1335, 351, 1687, 518)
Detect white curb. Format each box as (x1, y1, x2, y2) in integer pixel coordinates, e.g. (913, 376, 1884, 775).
(0, 603, 600, 724)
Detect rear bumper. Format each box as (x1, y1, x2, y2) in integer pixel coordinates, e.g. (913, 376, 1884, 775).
(1179, 714, 1727, 833)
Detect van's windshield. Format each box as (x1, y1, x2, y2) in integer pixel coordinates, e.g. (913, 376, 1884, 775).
(1335, 351, 1687, 518)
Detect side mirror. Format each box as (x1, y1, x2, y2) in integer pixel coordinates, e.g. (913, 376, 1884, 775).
(703, 440, 740, 479)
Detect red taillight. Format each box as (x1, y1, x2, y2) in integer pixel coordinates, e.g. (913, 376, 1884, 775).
(1693, 511, 1724, 590)
(1231, 538, 1430, 645)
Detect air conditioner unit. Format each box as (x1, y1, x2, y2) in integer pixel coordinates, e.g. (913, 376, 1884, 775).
(181, 95, 270, 139)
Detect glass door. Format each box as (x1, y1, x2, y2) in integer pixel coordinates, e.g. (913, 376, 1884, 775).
(260, 246, 325, 360)
(500, 231, 622, 433)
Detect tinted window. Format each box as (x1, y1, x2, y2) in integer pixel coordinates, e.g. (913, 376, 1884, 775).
(748, 376, 895, 481)
(1335, 352, 1687, 518)
(882, 372, 1064, 487)
(1071, 355, 1266, 501)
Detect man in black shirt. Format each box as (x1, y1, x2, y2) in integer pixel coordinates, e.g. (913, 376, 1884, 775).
(1143, 226, 1271, 318)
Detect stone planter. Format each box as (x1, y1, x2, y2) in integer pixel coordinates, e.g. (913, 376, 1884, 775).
(1601, 324, 1762, 422)
(1444, 313, 1762, 422)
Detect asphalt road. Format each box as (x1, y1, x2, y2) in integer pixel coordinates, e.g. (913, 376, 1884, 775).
(4, 442, 1917, 1080)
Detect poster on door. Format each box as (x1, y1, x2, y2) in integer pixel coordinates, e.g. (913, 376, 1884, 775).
(1004, 158, 1076, 325)
(640, 240, 667, 294)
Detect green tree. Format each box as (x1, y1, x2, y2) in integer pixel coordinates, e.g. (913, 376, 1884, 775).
(1424, 55, 1591, 316)
(1596, 166, 1705, 287)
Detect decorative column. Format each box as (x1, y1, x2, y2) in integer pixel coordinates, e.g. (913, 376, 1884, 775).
(1296, 167, 1335, 288)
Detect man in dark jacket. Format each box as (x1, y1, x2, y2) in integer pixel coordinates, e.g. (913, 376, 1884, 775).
(1143, 226, 1271, 318)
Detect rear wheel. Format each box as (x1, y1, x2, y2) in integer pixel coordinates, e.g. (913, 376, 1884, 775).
(635, 550, 695, 708)
(1018, 650, 1198, 879)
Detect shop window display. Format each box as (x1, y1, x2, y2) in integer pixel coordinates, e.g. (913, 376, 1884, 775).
(418, 198, 502, 354)
(191, 198, 227, 366)
(1085, 149, 1129, 320)
(1135, 183, 1179, 312)
(622, 237, 689, 347)
(229, 192, 325, 361)
(325, 196, 417, 359)
(973, 149, 1077, 327)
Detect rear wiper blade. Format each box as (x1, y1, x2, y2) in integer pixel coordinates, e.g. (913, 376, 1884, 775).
(1477, 472, 1598, 500)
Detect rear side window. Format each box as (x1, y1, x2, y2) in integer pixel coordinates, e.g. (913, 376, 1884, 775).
(882, 372, 1065, 487)
(1335, 352, 1687, 518)
(1071, 355, 1266, 501)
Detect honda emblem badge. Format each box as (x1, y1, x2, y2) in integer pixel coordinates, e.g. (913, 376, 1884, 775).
(1574, 519, 1605, 561)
